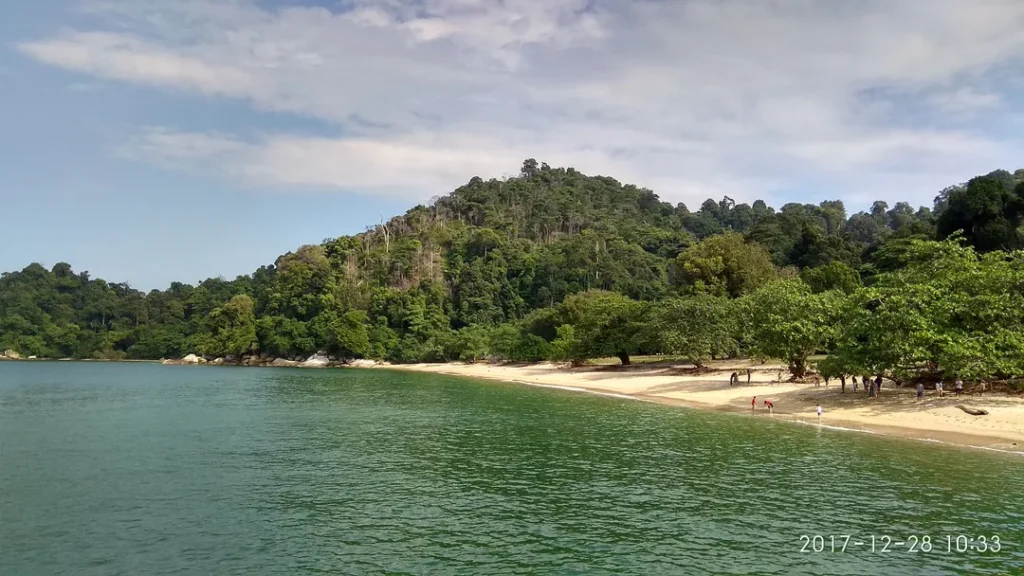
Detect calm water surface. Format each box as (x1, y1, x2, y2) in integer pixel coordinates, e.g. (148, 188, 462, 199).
(1, 362, 1022, 575)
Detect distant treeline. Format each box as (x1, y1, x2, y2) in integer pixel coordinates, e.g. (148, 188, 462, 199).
(2, 160, 1024, 382)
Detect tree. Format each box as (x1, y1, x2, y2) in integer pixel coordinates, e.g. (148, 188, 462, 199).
(325, 310, 370, 359)
(453, 325, 490, 362)
(816, 355, 859, 393)
(800, 262, 861, 294)
(672, 232, 777, 297)
(741, 280, 844, 377)
(831, 238, 1024, 381)
(206, 294, 257, 357)
(936, 175, 1024, 252)
(555, 290, 649, 365)
(653, 295, 737, 368)
(5, 160, 1024, 385)
(487, 322, 550, 362)
(789, 226, 861, 269)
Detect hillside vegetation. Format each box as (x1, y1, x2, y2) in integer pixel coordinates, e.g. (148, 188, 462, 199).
(3, 160, 1024, 383)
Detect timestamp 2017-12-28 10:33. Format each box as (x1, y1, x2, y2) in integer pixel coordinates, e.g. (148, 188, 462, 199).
(799, 534, 1004, 554)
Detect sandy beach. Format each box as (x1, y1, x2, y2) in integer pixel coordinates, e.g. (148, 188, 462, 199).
(383, 360, 1024, 454)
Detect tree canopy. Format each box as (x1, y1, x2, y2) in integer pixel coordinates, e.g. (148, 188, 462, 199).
(3, 160, 1023, 383)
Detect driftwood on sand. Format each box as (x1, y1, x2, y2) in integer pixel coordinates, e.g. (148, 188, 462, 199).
(956, 405, 989, 416)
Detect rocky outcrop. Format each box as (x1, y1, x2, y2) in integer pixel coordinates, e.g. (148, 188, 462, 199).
(299, 353, 330, 368)
(162, 353, 205, 365)
(159, 353, 378, 369)
(2, 349, 21, 360)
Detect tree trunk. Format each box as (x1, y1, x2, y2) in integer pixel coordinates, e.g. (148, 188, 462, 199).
(840, 375, 846, 394)
(617, 352, 631, 366)
(789, 358, 806, 378)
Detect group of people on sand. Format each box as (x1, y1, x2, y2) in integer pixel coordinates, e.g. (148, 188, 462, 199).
(749, 372, 972, 423)
(916, 378, 965, 401)
(849, 375, 884, 398)
(728, 369, 752, 386)
(751, 395, 774, 414)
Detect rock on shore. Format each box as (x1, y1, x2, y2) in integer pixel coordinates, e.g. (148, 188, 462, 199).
(162, 353, 206, 365)
(299, 353, 330, 368)
(157, 353, 383, 369)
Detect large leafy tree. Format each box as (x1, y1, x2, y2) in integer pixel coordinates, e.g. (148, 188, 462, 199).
(800, 262, 861, 294)
(205, 294, 258, 357)
(653, 295, 737, 368)
(936, 174, 1024, 252)
(741, 280, 844, 377)
(831, 238, 1024, 381)
(553, 290, 649, 365)
(325, 310, 370, 360)
(672, 232, 777, 297)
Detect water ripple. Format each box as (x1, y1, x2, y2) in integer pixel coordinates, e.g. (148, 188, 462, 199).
(1, 363, 1022, 576)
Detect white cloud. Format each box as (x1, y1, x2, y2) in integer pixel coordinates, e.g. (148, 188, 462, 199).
(19, 32, 255, 96)
(18, 0, 1024, 208)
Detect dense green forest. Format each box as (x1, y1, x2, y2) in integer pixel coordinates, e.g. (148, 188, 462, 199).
(3, 160, 1024, 383)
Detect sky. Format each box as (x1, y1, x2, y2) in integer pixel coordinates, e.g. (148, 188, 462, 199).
(3, 0, 1024, 290)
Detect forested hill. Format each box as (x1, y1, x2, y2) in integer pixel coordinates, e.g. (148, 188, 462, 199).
(3, 160, 1024, 381)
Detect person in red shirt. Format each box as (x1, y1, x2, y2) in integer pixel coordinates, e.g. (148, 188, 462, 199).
(763, 399, 774, 414)
(751, 396, 757, 411)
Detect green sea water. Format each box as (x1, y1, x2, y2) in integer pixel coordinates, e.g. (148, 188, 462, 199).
(1, 362, 1022, 576)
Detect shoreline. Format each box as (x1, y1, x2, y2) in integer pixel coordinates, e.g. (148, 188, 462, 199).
(379, 361, 1024, 456)
(6, 356, 1023, 455)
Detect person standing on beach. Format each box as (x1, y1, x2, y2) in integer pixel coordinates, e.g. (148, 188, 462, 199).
(916, 382, 924, 401)
(936, 380, 944, 397)
(955, 379, 964, 396)
(746, 368, 752, 384)
(763, 399, 774, 414)
(752, 396, 757, 412)
(816, 404, 823, 421)
(852, 376, 858, 392)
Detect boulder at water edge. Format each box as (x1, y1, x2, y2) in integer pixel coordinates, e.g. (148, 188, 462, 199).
(270, 358, 300, 367)
(3, 349, 21, 360)
(299, 353, 330, 368)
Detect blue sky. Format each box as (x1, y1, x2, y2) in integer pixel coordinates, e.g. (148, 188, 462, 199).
(3, 0, 1024, 289)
